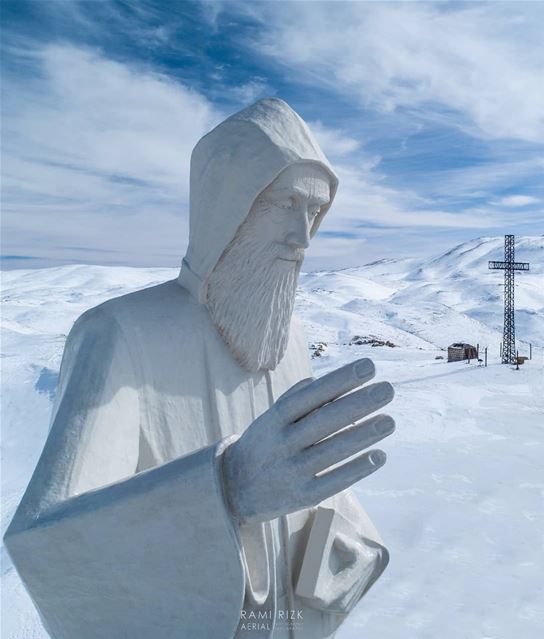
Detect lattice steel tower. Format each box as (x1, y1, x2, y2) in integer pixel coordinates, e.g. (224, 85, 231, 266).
(488, 235, 529, 364)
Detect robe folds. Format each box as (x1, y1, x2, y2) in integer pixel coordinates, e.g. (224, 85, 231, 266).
(5, 98, 389, 638)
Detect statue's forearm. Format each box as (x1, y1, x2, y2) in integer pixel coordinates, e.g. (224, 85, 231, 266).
(4, 438, 246, 639)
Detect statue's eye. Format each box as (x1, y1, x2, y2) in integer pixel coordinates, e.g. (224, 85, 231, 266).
(276, 198, 294, 211)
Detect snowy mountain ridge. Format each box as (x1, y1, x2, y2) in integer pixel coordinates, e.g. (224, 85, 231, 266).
(298, 235, 544, 353)
(3, 235, 540, 352)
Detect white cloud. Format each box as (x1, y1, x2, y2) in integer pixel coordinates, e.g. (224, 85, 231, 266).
(200, 0, 227, 31)
(308, 121, 362, 158)
(327, 162, 501, 231)
(4, 42, 487, 269)
(252, 2, 544, 143)
(229, 79, 271, 104)
(3, 32, 539, 270)
(398, 156, 544, 203)
(2, 45, 223, 265)
(496, 195, 540, 207)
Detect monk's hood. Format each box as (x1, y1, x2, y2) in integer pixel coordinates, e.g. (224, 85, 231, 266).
(178, 98, 338, 304)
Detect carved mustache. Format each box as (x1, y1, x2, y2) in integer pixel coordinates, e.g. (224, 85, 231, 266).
(274, 246, 305, 263)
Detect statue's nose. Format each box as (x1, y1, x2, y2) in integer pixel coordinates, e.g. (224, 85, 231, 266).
(285, 210, 311, 249)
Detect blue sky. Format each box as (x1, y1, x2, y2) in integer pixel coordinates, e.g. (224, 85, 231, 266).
(1, 0, 543, 271)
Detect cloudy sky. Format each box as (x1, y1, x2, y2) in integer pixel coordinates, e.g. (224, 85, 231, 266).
(2, 0, 543, 270)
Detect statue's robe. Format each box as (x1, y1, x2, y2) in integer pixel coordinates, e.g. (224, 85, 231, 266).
(4, 98, 389, 639)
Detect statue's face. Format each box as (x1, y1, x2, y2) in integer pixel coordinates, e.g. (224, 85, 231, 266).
(252, 163, 331, 263)
(206, 162, 331, 372)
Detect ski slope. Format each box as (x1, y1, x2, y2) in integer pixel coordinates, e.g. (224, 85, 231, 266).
(1, 236, 543, 638)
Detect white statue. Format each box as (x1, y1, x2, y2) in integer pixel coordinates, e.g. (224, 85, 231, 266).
(5, 98, 395, 639)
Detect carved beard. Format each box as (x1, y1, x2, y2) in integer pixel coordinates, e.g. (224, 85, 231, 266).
(206, 211, 302, 373)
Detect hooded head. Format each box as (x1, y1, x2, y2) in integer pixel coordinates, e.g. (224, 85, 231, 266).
(178, 98, 338, 371)
(179, 98, 338, 302)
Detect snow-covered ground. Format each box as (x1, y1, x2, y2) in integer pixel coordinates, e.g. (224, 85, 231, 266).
(1, 236, 543, 638)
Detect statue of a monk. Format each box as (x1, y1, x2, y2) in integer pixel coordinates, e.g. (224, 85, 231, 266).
(4, 98, 396, 639)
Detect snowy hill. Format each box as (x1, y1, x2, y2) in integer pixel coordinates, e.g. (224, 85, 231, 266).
(299, 234, 544, 354)
(1, 236, 543, 639)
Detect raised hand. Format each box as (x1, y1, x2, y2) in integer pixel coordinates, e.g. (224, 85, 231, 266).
(222, 358, 395, 524)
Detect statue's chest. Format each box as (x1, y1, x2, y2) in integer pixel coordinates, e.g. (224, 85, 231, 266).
(137, 371, 278, 468)
(134, 319, 312, 468)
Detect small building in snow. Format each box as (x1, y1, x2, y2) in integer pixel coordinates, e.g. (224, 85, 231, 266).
(448, 343, 478, 362)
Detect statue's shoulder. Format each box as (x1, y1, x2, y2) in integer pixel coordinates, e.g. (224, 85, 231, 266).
(74, 280, 204, 335)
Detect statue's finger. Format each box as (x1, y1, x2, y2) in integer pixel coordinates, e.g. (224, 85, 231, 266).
(278, 377, 315, 401)
(301, 414, 395, 475)
(288, 381, 394, 448)
(310, 450, 386, 502)
(276, 358, 375, 424)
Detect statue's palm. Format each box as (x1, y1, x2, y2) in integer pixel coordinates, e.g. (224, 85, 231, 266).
(223, 357, 395, 524)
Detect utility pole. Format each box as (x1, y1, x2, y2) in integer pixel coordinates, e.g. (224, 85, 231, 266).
(489, 235, 530, 364)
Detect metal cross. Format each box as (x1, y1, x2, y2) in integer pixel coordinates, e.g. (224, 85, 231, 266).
(488, 234, 529, 364)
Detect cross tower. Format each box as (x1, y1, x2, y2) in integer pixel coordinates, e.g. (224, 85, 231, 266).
(488, 235, 529, 364)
